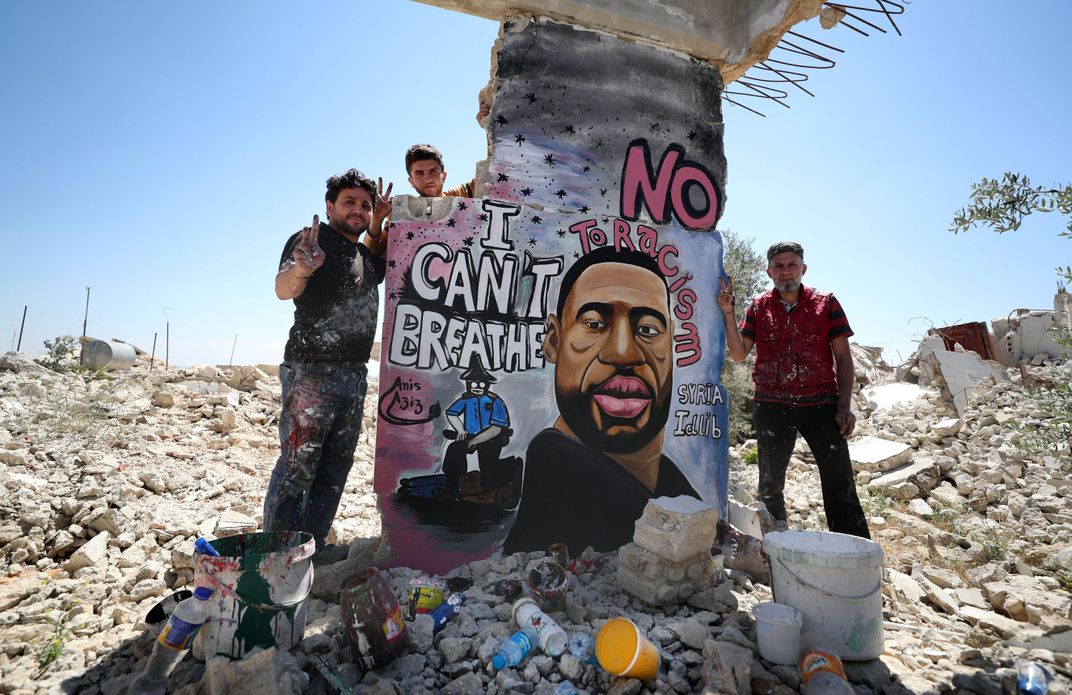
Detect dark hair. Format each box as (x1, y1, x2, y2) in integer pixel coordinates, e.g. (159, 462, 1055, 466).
(325, 169, 376, 204)
(405, 144, 445, 174)
(766, 241, 804, 262)
(555, 246, 669, 316)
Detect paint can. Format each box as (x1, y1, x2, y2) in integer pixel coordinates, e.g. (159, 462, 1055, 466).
(192, 531, 315, 660)
(406, 577, 447, 619)
(526, 559, 568, 612)
(547, 543, 569, 567)
(340, 568, 409, 671)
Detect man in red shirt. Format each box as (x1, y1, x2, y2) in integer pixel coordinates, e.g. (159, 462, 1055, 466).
(720, 242, 870, 538)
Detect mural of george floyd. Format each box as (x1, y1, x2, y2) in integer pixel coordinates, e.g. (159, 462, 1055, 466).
(374, 16, 729, 573)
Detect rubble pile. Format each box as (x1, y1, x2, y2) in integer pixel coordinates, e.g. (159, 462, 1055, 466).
(0, 345, 1070, 694)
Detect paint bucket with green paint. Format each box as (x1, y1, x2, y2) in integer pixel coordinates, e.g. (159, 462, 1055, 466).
(191, 531, 315, 660)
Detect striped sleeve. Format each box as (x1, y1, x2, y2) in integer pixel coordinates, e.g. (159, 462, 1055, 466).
(740, 303, 757, 340)
(827, 294, 854, 340)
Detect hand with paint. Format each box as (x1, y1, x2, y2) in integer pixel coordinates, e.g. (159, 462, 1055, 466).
(368, 178, 393, 240)
(717, 275, 736, 315)
(292, 215, 325, 278)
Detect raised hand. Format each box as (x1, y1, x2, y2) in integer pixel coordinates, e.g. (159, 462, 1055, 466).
(369, 178, 394, 238)
(292, 214, 325, 277)
(717, 275, 736, 315)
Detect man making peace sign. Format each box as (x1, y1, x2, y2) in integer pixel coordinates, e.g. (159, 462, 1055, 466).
(265, 169, 388, 563)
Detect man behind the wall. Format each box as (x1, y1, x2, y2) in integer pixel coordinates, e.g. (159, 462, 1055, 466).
(503, 246, 700, 556)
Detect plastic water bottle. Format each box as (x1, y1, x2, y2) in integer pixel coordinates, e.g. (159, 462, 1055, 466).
(431, 592, 465, 634)
(491, 628, 536, 670)
(554, 681, 579, 695)
(1016, 659, 1053, 695)
(127, 587, 214, 695)
(568, 631, 597, 664)
(800, 647, 853, 695)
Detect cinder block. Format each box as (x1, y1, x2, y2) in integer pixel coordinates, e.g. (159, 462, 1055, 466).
(632, 496, 718, 562)
(617, 542, 715, 605)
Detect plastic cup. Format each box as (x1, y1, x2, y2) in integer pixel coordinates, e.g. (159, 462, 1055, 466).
(596, 617, 660, 680)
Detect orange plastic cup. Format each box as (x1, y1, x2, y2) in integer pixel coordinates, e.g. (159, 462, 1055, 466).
(596, 617, 660, 680)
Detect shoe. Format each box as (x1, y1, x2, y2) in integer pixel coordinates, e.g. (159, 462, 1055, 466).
(312, 543, 349, 566)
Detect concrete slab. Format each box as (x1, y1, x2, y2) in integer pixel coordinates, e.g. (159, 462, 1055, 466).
(849, 435, 913, 472)
(867, 459, 939, 495)
(926, 349, 1008, 416)
(862, 383, 929, 412)
(412, 0, 824, 81)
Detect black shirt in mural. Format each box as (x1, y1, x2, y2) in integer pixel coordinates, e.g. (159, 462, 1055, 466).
(502, 428, 700, 556)
(278, 223, 385, 364)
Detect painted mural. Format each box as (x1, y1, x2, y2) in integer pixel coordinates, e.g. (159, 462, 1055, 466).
(374, 150, 728, 573)
(375, 16, 730, 573)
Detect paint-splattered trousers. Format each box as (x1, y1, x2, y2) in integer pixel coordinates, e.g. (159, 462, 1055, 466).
(753, 401, 871, 539)
(263, 361, 368, 547)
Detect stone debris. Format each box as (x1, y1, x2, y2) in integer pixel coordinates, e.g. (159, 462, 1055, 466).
(0, 339, 1070, 694)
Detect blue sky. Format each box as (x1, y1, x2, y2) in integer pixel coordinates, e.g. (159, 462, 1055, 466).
(1, 2, 1069, 367)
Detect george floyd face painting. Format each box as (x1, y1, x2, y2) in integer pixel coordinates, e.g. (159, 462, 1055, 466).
(372, 192, 729, 572)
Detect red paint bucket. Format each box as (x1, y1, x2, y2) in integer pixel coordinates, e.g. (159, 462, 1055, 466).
(340, 568, 408, 671)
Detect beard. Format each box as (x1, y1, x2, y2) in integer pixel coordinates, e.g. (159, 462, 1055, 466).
(776, 279, 801, 294)
(330, 215, 368, 239)
(556, 373, 671, 454)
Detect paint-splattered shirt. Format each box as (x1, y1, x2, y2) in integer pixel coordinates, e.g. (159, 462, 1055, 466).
(741, 285, 852, 405)
(279, 223, 385, 364)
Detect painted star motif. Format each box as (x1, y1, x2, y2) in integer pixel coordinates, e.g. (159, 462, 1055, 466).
(514, 133, 526, 145)
(579, 205, 590, 214)
(555, 189, 567, 199)
(406, 231, 415, 241)
(595, 140, 604, 148)
(495, 114, 509, 126)
(479, 213, 488, 221)
(561, 125, 575, 135)
(528, 237, 538, 246)
(583, 165, 590, 172)
(649, 122, 660, 132)
(463, 236, 474, 247)
(544, 154, 556, 167)
(572, 251, 580, 258)
(556, 230, 567, 238)
(497, 173, 510, 182)
(524, 92, 539, 103)
(600, 188, 608, 196)
(687, 130, 697, 140)
(446, 218, 457, 227)
(387, 259, 397, 268)
(531, 215, 543, 224)
(520, 187, 533, 196)
(457, 201, 467, 210)
(388, 291, 397, 300)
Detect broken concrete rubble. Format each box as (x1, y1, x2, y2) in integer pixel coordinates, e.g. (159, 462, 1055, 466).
(2, 319, 1072, 694)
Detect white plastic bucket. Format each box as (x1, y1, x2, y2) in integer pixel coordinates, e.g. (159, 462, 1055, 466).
(764, 530, 884, 660)
(753, 602, 803, 665)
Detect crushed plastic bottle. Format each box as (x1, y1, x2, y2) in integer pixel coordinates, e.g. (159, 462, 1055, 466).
(491, 628, 537, 670)
(568, 631, 597, 665)
(800, 647, 853, 695)
(431, 592, 465, 634)
(1016, 659, 1053, 695)
(127, 587, 214, 695)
